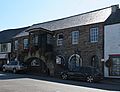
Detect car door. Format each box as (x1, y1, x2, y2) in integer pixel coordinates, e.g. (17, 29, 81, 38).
(10, 61, 18, 70)
(8, 62, 14, 71)
(5, 63, 10, 70)
(67, 68, 80, 79)
(9, 61, 16, 71)
(77, 67, 86, 79)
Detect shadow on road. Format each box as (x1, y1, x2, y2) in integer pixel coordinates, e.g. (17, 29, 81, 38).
(0, 71, 120, 91)
(0, 72, 28, 80)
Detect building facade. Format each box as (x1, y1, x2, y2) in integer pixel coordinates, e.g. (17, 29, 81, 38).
(12, 30, 29, 61)
(1, 5, 119, 77)
(54, 23, 104, 74)
(104, 9, 120, 78)
(25, 5, 119, 76)
(12, 28, 53, 75)
(0, 27, 27, 68)
(0, 43, 11, 67)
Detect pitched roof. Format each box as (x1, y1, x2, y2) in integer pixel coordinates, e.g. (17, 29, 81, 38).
(13, 30, 29, 38)
(105, 9, 120, 25)
(27, 6, 112, 31)
(0, 27, 28, 43)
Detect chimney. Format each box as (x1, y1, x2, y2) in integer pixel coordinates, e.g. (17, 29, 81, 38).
(111, 4, 119, 13)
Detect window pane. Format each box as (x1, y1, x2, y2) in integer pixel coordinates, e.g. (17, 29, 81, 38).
(90, 27, 98, 43)
(58, 34, 63, 39)
(1, 44, 7, 52)
(110, 57, 120, 76)
(15, 40, 18, 50)
(32, 35, 38, 45)
(57, 33, 63, 46)
(24, 39, 28, 49)
(72, 31, 79, 44)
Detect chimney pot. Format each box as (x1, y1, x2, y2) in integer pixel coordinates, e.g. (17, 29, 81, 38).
(111, 4, 119, 13)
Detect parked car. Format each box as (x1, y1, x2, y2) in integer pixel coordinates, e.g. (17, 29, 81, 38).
(60, 66, 103, 83)
(0, 64, 2, 70)
(2, 61, 27, 73)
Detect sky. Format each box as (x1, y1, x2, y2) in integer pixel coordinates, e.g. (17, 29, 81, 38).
(0, 0, 120, 31)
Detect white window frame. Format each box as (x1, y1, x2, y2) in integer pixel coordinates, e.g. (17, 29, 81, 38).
(1, 43, 7, 52)
(72, 31, 79, 44)
(24, 39, 28, 49)
(56, 55, 65, 64)
(15, 40, 18, 50)
(68, 54, 82, 71)
(90, 27, 99, 43)
(57, 33, 63, 46)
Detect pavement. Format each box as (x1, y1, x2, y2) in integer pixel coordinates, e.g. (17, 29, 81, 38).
(101, 78, 120, 85)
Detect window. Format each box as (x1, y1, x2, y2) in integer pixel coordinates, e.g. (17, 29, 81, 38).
(109, 56, 120, 76)
(90, 27, 99, 43)
(47, 34, 52, 44)
(72, 31, 79, 44)
(68, 54, 82, 71)
(57, 33, 63, 46)
(31, 59, 40, 66)
(24, 39, 29, 49)
(32, 35, 38, 45)
(10, 61, 18, 65)
(56, 55, 65, 64)
(91, 55, 99, 68)
(1, 44, 7, 52)
(15, 40, 18, 50)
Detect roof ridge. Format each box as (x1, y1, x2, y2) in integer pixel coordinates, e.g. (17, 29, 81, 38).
(32, 5, 114, 26)
(0, 26, 29, 32)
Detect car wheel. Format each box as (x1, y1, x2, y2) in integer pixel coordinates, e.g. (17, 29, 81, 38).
(3, 68, 6, 72)
(13, 68, 17, 74)
(61, 73, 68, 80)
(86, 76, 94, 83)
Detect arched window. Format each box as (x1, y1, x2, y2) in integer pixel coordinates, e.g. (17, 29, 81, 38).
(68, 54, 82, 71)
(56, 55, 65, 65)
(91, 55, 99, 68)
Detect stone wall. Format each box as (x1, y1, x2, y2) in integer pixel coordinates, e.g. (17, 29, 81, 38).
(53, 23, 104, 72)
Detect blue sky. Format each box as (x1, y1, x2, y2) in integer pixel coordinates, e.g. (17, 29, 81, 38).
(0, 0, 120, 31)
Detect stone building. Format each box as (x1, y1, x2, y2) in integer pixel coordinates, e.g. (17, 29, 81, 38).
(26, 5, 119, 76)
(12, 28, 29, 61)
(8, 5, 119, 77)
(12, 27, 53, 75)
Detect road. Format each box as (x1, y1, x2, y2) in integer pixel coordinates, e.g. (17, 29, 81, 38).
(0, 72, 120, 92)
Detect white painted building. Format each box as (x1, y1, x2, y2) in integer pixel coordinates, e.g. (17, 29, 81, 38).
(104, 9, 120, 78)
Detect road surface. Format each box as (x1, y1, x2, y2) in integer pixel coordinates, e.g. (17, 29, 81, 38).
(0, 72, 119, 92)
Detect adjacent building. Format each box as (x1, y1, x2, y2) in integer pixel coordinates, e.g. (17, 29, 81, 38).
(12, 28, 29, 61)
(104, 9, 120, 78)
(0, 27, 27, 68)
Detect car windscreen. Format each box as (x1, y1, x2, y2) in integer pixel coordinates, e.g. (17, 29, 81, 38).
(9, 61, 18, 65)
(84, 67, 92, 73)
